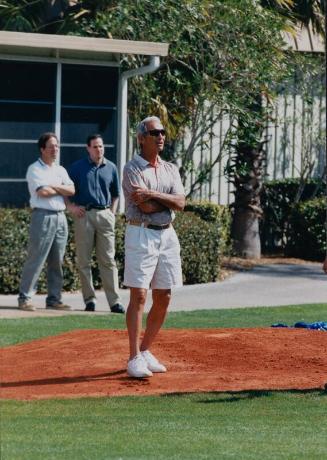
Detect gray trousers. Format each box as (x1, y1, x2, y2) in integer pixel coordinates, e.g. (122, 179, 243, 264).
(73, 208, 120, 307)
(18, 209, 68, 305)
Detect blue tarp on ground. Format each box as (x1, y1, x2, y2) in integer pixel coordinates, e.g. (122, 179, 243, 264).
(271, 321, 327, 331)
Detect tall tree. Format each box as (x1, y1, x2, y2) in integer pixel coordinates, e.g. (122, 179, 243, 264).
(1, 1, 302, 261)
(227, 0, 325, 258)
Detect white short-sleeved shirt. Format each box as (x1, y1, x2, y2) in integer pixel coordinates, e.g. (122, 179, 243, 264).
(26, 158, 74, 211)
(123, 154, 185, 226)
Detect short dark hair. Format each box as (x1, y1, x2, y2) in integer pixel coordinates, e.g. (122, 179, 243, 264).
(38, 132, 58, 150)
(86, 134, 103, 146)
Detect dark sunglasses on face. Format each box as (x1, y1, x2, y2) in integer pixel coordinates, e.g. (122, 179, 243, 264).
(146, 129, 166, 137)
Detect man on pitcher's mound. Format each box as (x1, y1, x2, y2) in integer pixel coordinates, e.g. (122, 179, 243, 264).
(122, 116, 185, 378)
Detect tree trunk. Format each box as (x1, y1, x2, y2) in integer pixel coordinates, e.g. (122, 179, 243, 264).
(232, 207, 261, 258)
(229, 95, 264, 259)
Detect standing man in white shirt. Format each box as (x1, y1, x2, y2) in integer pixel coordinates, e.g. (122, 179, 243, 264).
(18, 132, 75, 311)
(123, 116, 185, 378)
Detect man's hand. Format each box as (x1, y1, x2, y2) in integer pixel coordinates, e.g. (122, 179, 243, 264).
(131, 187, 153, 205)
(67, 202, 86, 218)
(130, 187, 167, 213)
(131, 187, 185, 212)
(51, 184, 75, 197)
(37, 184, 75, 198)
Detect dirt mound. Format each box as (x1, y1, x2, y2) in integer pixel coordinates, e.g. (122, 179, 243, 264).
(1, 328, 326, 400)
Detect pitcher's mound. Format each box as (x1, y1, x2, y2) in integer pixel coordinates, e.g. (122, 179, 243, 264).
(1, 328, 326, 400)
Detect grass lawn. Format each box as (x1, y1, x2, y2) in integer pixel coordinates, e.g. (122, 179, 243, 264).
(1, 391, 326, 460)
(1, 303, 327, 347)
(1, 304, 327, 460)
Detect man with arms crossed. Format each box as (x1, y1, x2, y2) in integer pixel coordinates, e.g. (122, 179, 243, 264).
(123, 116, 185, 378)
(18, 132, 75, 311)
(67, 134, 124, 314)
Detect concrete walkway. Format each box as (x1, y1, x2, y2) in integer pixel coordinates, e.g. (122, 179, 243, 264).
(1, 263, 326, 318)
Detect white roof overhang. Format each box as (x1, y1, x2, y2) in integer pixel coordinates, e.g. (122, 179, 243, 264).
(0, 30, 169, 62)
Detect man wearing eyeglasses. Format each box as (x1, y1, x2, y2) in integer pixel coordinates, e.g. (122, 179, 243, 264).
(18, 132, 75, 311)
(122, 116, 185, 378)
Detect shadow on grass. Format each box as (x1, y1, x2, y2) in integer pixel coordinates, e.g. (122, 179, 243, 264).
(161, 387, 327, 402)
(198, 388, 327, 403)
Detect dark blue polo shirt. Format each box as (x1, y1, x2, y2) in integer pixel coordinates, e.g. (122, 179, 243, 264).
(68, 157, 120, 207)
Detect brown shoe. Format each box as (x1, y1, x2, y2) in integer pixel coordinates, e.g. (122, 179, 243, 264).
(18, 301, 36, 311)
(46, 303, 72, 311)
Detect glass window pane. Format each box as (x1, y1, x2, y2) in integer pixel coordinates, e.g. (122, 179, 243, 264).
(0, 61, 56, 101)
(0, 60, 56, 140)
(61, 64, 118, 145)
(0, 181, 29, 208)
(0, 103, 55, 139)
(0, 143, 40, 179)
(61, 107, 116, 144)
(62, 65, 118, 106)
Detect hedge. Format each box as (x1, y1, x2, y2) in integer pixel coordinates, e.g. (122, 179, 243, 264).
(0, 204, 231, 294)
(285, 197, 327, 261)
(260, 178, 326, 253)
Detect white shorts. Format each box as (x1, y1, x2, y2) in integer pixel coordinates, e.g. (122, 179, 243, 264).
(123, 224, 183, 289)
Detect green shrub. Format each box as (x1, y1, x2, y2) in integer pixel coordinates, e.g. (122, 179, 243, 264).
(0, 205, 231, 294)
(185, 200, 232, 257)
(260, 178, 325, 252)
(174, 212, 220, 284)
(285, 197, 327, 260)
(0, 208, 31, 294)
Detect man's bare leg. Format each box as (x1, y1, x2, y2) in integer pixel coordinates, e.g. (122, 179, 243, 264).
(126, 287, 147, 359)
(141, 289, 171, 352)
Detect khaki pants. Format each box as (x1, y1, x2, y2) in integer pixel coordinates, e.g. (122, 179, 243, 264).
(73, 208, 120, 307)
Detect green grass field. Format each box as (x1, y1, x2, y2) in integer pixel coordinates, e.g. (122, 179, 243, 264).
(1, 303, 327, 347)
(1, 304, 327, 460)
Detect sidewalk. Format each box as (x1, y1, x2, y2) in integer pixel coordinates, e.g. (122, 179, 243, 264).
(1, 263, 326, 318)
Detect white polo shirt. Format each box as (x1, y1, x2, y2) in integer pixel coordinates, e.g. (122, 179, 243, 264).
(26, 158, 73, 211)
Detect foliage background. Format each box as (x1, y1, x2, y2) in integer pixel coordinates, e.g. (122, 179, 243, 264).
(0, 205, 231, 294)
(260, 178, 326, 254)
(286, 196, 327, 260)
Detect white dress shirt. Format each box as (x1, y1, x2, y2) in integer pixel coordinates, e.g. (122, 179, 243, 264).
(26, 158, 73, 211)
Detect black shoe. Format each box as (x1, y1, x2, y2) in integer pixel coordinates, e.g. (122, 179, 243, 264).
(85, 301, 95, 312)
(110, 303, 125, 314)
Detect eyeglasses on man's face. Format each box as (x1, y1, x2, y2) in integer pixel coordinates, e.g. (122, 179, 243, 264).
(146, 129, 166, 137)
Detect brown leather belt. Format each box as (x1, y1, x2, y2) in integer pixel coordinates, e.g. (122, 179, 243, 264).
(128, 220, 171, 231)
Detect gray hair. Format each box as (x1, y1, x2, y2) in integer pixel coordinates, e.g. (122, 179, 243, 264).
(137, 116, 162, 136)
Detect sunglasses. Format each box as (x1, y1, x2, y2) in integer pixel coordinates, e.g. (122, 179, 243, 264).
(146, 129, 166, 137)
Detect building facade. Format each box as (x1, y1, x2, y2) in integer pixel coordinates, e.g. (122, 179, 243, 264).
(0, 31, 168, 207)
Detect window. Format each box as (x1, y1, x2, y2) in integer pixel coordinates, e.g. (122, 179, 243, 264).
(0, 60, 119, 207)
(61, 64, 118, 165)
(0, 61, 56, 142)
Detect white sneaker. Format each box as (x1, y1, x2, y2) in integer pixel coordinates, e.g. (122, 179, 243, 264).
(127, 354, 153, 378)
(141, 350, 167, 373)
